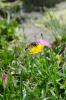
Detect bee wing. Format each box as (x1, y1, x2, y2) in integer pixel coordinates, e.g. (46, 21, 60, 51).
(25, 42, 38, 51)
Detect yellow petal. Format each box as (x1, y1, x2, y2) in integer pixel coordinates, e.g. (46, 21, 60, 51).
(29, 44, 44, 54)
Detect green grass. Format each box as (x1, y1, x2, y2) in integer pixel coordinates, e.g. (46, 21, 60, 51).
(0, 14, 66, 100)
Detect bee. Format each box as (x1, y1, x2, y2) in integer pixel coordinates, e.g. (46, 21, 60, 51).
(25, 42, 38, 51)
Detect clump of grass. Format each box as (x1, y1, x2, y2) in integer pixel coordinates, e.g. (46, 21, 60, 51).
(0, 12, 66, 99)
(0, 41, 66, 99)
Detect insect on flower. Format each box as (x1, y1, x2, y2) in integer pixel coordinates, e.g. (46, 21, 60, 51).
(25, 42, 38, 51)
(26, 39, 52, 54)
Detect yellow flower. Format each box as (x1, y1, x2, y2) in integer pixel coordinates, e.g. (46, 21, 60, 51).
(29, 44, 44, 54)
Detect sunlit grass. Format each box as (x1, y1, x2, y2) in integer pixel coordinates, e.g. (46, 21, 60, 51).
(0, 12, 66, 100)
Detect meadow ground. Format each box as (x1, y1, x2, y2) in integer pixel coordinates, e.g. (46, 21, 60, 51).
(0, 1, 66, 100)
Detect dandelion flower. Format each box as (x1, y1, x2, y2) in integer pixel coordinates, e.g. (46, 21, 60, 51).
(29, 44, 44, 54)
